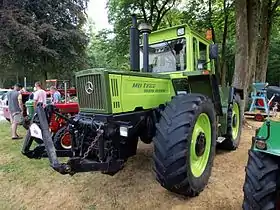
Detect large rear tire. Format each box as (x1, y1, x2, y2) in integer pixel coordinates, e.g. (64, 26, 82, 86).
(243, 150, 279, 210)
(153, 94, 216, 196)
(219, 94, 242, 150)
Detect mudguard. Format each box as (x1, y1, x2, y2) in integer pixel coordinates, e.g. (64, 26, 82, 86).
(253, 120, 280, 156)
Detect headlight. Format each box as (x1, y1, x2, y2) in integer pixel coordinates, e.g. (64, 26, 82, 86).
(120, 126, 132, 137)
(177, 27, 185, 36)
(120, 126, 129, 137)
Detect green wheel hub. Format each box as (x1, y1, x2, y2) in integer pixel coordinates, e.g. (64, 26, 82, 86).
(232, 102, 240, 140)
(190, 113, 211, 178)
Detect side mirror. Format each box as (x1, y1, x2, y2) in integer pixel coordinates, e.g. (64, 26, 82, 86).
(209, 44, 218, 59)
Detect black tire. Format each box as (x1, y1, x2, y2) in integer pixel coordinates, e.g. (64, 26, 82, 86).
(243, 150, 279, 210)
(139, 116, 155, 144)
(219, 94, 242, 150)
(153, 94, 216, 196)
(53, 126, 71, 150)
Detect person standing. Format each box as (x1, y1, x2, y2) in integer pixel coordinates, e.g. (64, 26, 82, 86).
(7, 83, 24, 139)
(33, 81, 47, 108)
(50, 86, 61, 104)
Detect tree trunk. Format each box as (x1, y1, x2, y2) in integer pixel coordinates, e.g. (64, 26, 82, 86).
(256, 34, 270, 82)
(232, 0, 249, 90)
(247, 0, 260, 86)
(220, 0, 229, 86)
(255, 0, 271, 82)
(0, 78, 5, 87)
(232, 0, 249, 114)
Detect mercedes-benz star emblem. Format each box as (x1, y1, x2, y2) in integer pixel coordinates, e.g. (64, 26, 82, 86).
(85, 81, 94, 94)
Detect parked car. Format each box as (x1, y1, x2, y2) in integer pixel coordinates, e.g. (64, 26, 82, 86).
(2, 92, 31, 122)
(0, 88, 10, 97)
(0, 90, 11, 110)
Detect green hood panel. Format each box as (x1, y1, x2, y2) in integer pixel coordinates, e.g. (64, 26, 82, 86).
(75, 69, 175, 114)
(254, 120, 280, 156)
(75, 68, 170, 79)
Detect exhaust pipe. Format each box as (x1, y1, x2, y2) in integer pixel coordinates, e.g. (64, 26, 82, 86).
(130, 14, 140, 71)
(139, 23, 152, 73)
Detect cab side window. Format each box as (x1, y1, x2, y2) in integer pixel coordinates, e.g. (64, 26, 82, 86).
(199, 42, 207, 63)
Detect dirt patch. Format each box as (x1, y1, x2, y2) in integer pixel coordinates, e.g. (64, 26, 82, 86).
(0, 121, 262, 210)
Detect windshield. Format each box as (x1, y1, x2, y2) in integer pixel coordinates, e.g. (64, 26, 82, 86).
(140, 38, 186, 73)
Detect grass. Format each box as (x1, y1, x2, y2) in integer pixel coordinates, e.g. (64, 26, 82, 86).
(0, 121, 255, 210)
(0, 123, 86, 210)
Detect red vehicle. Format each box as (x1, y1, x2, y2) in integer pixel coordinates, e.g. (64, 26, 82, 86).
(3, 92, 31, 122)
(4, 91, 79, 149)
(46, 79, 76, 96)
(48, 102, 79, 149)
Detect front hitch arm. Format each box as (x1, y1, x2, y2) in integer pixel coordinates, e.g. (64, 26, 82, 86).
(21, 105, 73, 160)
(21, 105, 73, 174)
(36, 105, 72, 174)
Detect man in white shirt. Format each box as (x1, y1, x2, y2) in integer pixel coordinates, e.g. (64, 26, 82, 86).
(33, 81, 47, 108)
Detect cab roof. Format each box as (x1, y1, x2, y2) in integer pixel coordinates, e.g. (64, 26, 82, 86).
(149, 24, 212, 45)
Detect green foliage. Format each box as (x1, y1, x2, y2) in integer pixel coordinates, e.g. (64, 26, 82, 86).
(267, 32, 280, 85)
(86, 26, 129, 70)
(0, 0, 89, 86)
(2, 0, 280, 86)
(107, 0, 180, 58)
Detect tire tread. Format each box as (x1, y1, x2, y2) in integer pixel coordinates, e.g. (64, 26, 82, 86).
(243, 150, 279, 210)
(153, 94, 216, 196)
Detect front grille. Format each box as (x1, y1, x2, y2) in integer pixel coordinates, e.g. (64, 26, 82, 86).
(76, 74, 106, 112)
(110, 78, 119, 97)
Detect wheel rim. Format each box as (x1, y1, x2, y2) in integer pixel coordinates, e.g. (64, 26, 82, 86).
(190, 113, 211, 178)
(60, 132, 71, 149)
(232, 102, 240, 140)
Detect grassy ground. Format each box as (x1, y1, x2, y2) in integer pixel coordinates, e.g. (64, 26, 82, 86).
(0, 121, 261, 210)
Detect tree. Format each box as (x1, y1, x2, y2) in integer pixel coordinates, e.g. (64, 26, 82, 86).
(0, 0, 89, 85)
(232, 0, 280, 108)
(267, 36, 280, 85)
(107, 0, 180, 59)
(255, 0, 280, 82)
(220, 0, 234, 86)
(232, 0, 249, 91)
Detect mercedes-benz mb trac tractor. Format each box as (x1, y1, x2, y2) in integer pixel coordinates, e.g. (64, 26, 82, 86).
(22, 15, 243, 197)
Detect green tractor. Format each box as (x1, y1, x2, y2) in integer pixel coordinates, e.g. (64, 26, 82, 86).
(22, 15, 243, 197)
(242, 117, 280, 209)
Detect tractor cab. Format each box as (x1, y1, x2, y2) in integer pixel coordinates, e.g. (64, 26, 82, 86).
(139, 25, 218, 75)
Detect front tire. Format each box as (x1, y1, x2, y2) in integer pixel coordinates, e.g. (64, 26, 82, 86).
(153, 94, 216, 196)
(243, 150, 279, 210)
